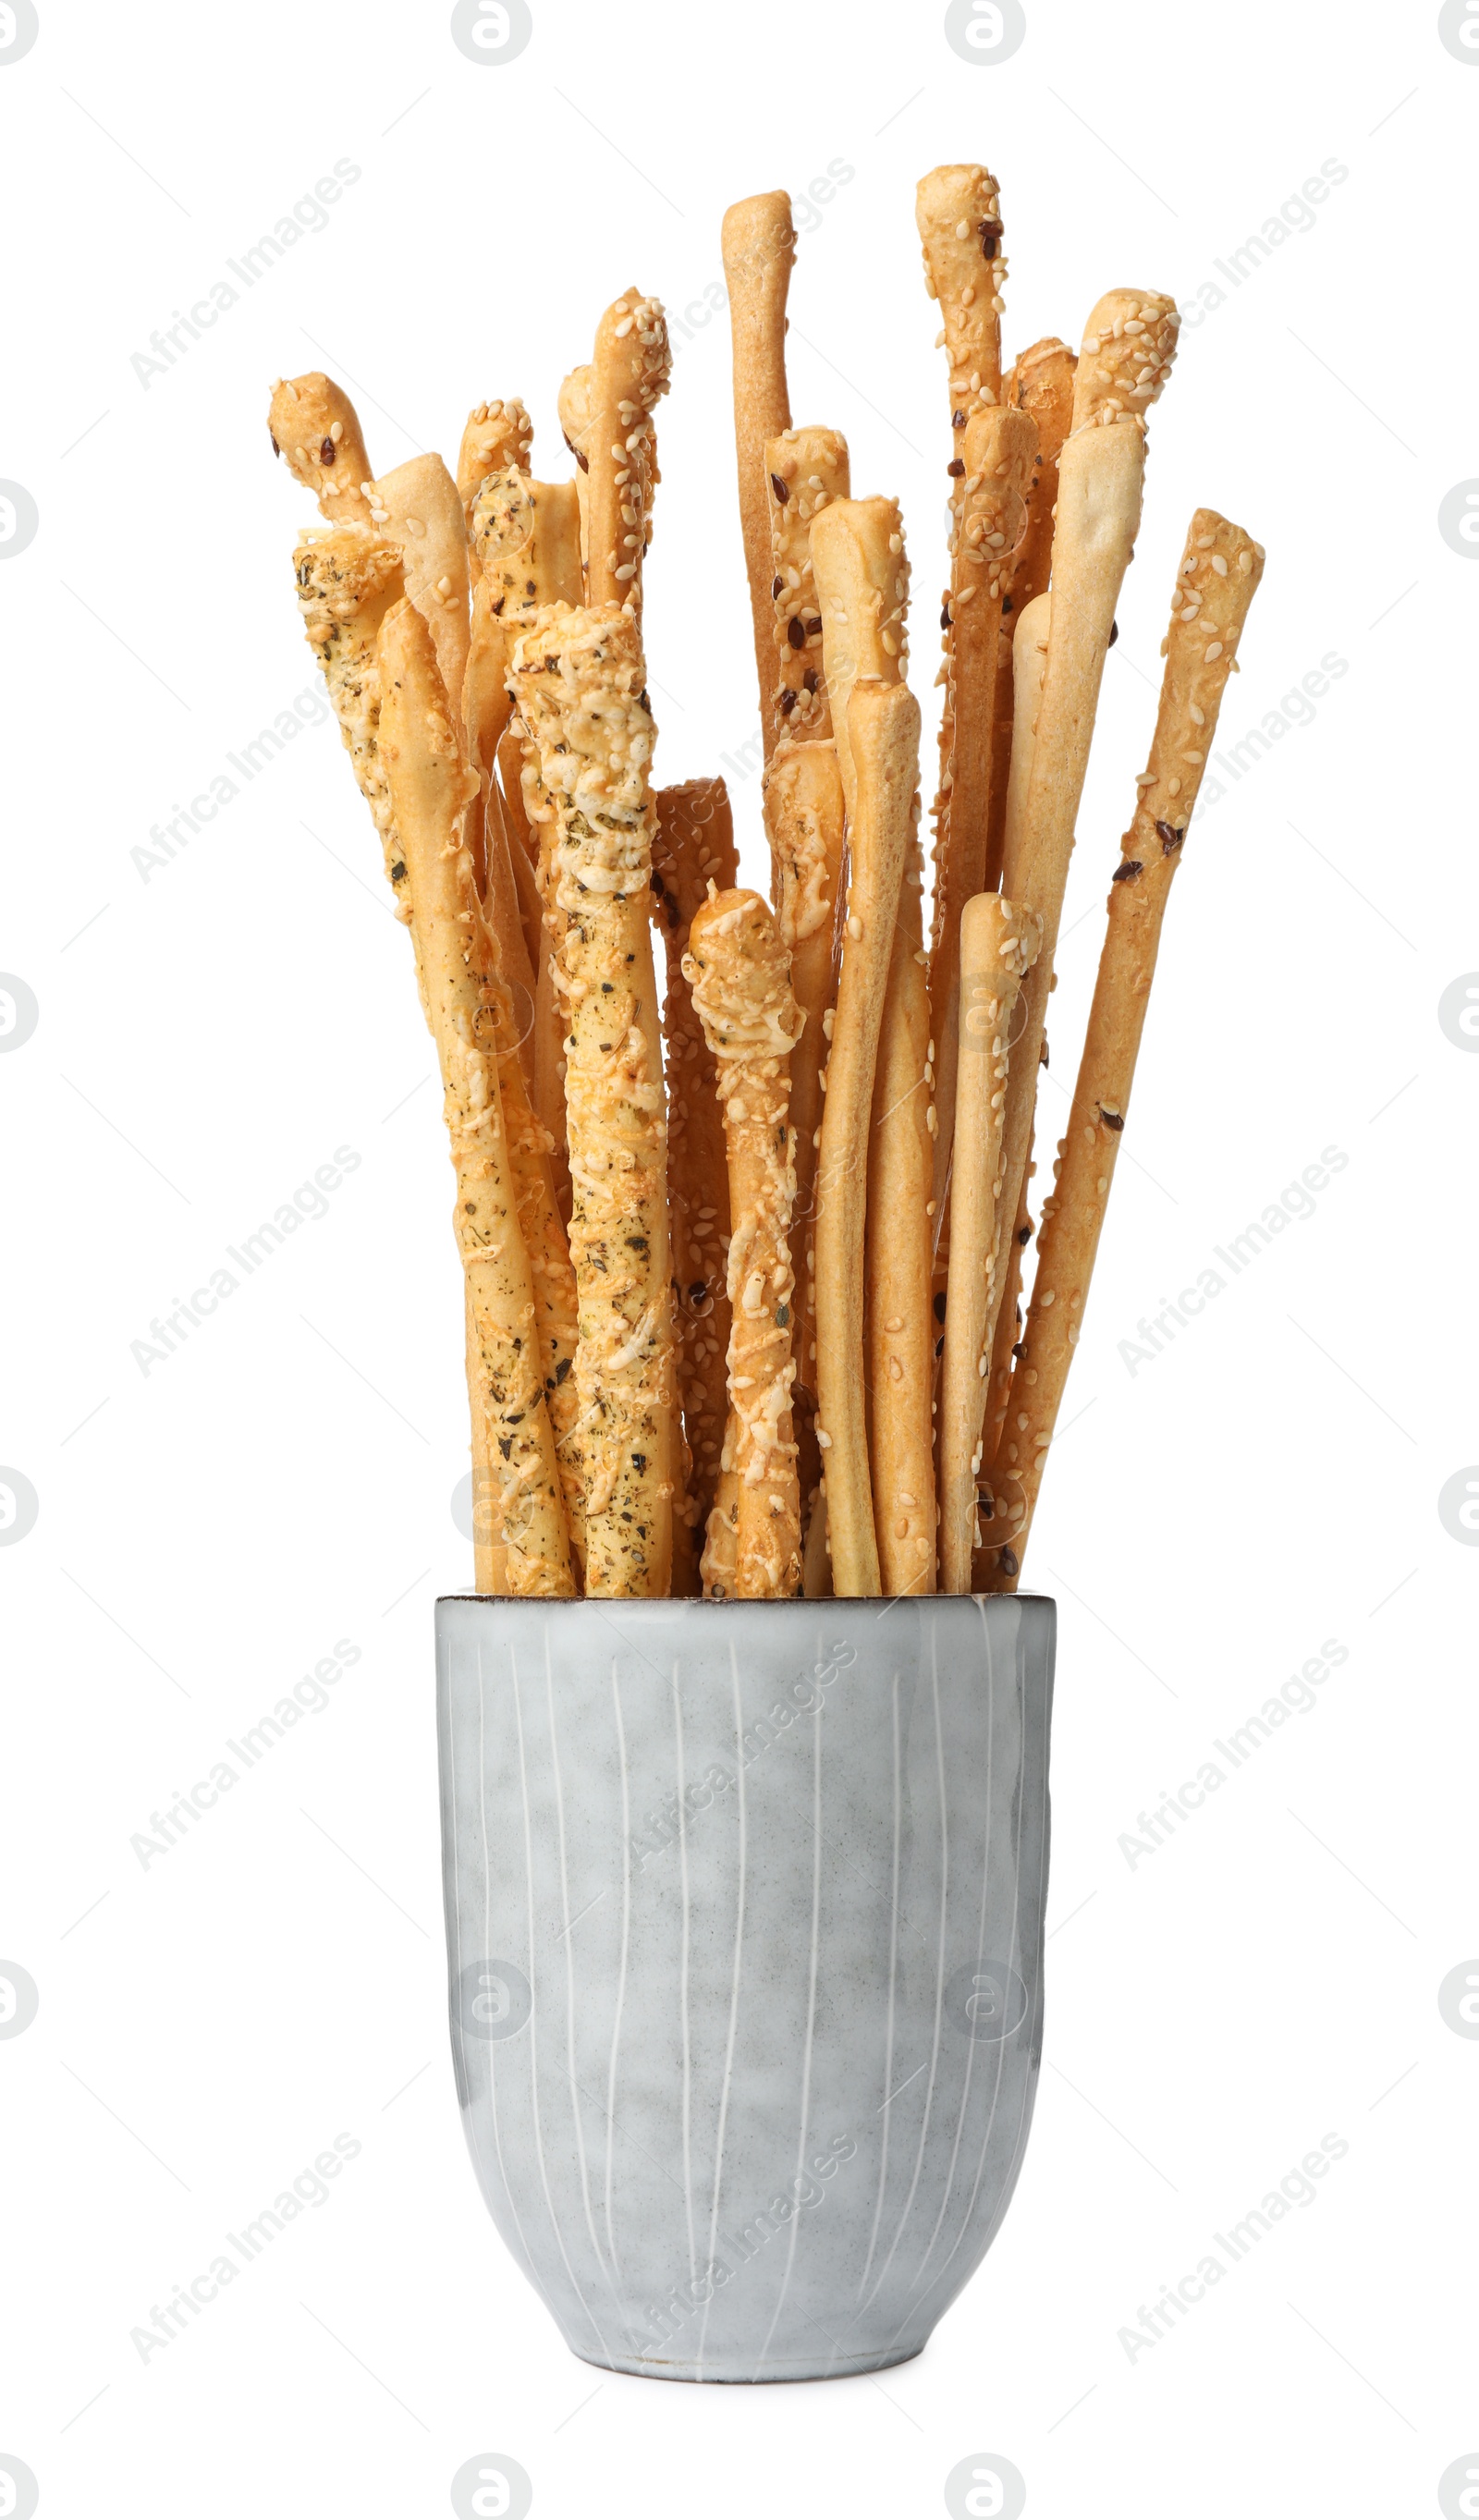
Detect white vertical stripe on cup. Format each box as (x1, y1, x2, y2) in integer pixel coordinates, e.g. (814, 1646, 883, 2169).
(752, 1693, 825, 2377)
(545, 1637, 617, 2302)
(512, 1652, 616, 2362)
(696, 1638, 749, 2377)
(673, 1663, 697, 2292)
(850, 1665, 904, 2332)
(465, 1634, 539, 2284)
(604, 1658, 632, 2276)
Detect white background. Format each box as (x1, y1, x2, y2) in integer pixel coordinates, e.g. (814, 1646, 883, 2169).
(1, 1, 1473, 2513)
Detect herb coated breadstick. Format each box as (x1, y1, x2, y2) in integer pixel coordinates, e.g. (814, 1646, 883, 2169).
(367, 453, 471, 740)
(585, 291, 671, 617)
(938, 896, 1042, 1592)
(722, 192, 795, 749)
(991, 291, 1180, 1377)
(653, 779, 739, 1568)
(293, 527, 409, 911)
(764, 427, 850, 747)
(984, 512, 1265, 1584)
(269, 373, 375, 523)
(380, 598, 574, 1596)
(928, 402, 1038, 1229)
(985, 340, 1076, 887)
(813, 680, 921, 1596)
(509, 603, 674, 1597)
(685, 890, 804, 1597)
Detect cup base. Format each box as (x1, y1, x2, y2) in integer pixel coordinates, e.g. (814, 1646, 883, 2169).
(571, 2342, 925, 2385)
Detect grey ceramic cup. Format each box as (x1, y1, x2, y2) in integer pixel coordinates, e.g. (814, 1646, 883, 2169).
(437, 1592, 1054, 2382)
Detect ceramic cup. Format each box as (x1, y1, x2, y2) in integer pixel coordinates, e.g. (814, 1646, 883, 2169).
(437, 1592, 1054, 2382)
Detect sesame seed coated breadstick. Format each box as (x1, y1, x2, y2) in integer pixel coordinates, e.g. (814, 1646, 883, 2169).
(456, 398, 533, 568)
(938, 895, 1041, 1592)
(813, 679, 921, 1596)
(380, 597, 574, 1596)
(509, 602, 674, 1597)
(685, 889, 805, 1597)
(653, 780, 739, 1568)
(983, 511, 1265, 1584)
(269, 373, 375, 523)
(990, 291, 1180, 1399)
(985, 340, 1076, 889)
(586, 291, 670, 618)
(915, 165, 1007, 422)
(764, 427, 850, 747)
(722, 193, 796, 751)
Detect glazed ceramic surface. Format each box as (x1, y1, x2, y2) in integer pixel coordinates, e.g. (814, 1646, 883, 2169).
(437, 1593, 1054, 2381)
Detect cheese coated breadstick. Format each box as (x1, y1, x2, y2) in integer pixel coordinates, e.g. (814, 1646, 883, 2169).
(509, 603, 674, 1596)
(985, 340, 1076, 887)
(586, 292, 670, 617)
(938, 895, 1041, 1592)
(685, 889, 804, 1596)
(653, 779, 739, 1567)
(293, 527, 409, 909)
(813, 679, 920, 1596)
(764, 426, 850, 746)
(991, 292, 1180, 1378)
(722, 192, 795, 749)
(269, 373, 374, 523)
(380, 597, 573, 1596)
(984, 511, 1265, 1584)
(367, 453, 471, 739)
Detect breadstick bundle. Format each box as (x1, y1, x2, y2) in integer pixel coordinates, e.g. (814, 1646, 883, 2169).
(270, 166, 1261, 1603)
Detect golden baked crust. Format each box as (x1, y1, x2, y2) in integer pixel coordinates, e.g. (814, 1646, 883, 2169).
(269, 372, 374, 522)
(764, 427, 850, 746)
(722, 194, 795, 753)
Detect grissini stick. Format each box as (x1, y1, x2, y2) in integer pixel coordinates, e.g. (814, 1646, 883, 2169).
(985, 340, 1076, 888)
(979, 593, 1053, 1485)
(585, 292, 671, 617)
(937, 896, 1041, 1592)
(764, 426, 850, 748)
(653, 779, 739, 1570)
(464, 1293, 506, 1594)
(990, 290, 1180, 1379)
(927, 402, 1037, 1233)
(983, 510, 1265, 1584)
(509, 602, 674, 1597)
(380, 597, 574, 1596)
(367, 452, 471, 740)
(722, 192, 795, 749)
(813, 679, 920, 1596)
(557, 362, 593, 588)
(915, 165, 1007, 422)
(867, 790, 937, 1596)
(456, 398, 533, 566)
(809, 495, 911, 817)
(685, 889, 805, 1597)
(764, 739, 846, 1547)
(269, 373, 375, 523)
(293, 527, 409, 911)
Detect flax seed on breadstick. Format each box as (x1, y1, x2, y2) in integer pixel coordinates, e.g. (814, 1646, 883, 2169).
(984, 512, 1265, 1586)
(764, 427, 850, 747)
(722, 193, 796, 749)
(938, 896, 1042, 1592)
(686, 889, 805, 1596)
(269, 373, 375, 523)
(509, 602, 674, 1597)
(984, 341, 1076, 888)
(653, 779, 739, 1561)
(367, 453, 471, 739)
(457, 398, 533, 564)
(990, 292, 1180, 1394)
(585, 292, 671, 617)
(380, 597, 574, 1596)
(813, 679, 921, 1596)
(928, 403, 1037, 1229)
